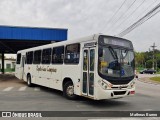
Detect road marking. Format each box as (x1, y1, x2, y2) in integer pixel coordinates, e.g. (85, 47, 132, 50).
(3, 87, 14, 91)
(88, 118, 142, 120)
(18, 86, 27, 91)
(143, 109, 153, 111)
(34, 87, 40, 91)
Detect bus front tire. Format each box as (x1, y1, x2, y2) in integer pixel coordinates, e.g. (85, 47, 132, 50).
(63, 81, 77, 100)
(27, 75, 33, 87)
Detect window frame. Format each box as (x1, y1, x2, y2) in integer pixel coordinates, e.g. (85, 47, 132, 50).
(64, 43, 80, 64)
(33, 50, 42, 64)
(52, 46, 64, 64)
(42, 48, 52, 64)
(26, 51, 33, 64)
(6, 64, 11, 69)
(16, 53, 21, 64)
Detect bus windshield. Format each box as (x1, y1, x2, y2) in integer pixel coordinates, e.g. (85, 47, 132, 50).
(98, 46, 134, 78)
(98, 36, 135, 84)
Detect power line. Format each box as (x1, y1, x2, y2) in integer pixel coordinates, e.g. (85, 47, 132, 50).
(130, 0, 158, 25)
(117, 10, 160, 37)
(117, 0, 158, 35)
(106, 0, 127, 23)
(117, 2, 160, 37)
(106, 0, 137, 32)
(116, 2, 160, 37)
(110, 0, 146, 34)
(101, 0, 127, 32)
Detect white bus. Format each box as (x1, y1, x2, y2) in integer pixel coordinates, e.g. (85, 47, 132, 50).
(15, 34, 135, 100)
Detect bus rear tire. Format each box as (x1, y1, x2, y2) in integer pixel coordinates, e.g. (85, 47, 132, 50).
(27, 75, 33, 87)
(63, 81, 77, 100)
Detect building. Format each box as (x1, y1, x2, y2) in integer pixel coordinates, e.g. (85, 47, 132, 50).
(0, 25, 67, 74)
(0, 58, 16, 72)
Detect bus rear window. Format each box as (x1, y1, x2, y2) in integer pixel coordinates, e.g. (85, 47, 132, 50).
(16, 53, 21, 64)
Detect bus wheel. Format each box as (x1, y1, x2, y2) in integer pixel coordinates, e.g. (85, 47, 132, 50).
(63, 81, 77, 100)
(27, 75, 32, 87)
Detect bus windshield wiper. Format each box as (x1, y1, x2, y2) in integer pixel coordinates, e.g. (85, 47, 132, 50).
(108, 46, 118, 60)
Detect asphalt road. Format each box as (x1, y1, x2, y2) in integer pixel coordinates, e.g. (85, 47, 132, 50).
(0, 74, 159, 120)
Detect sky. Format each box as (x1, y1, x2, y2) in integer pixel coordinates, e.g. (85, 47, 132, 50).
(0, 0, 160, 58)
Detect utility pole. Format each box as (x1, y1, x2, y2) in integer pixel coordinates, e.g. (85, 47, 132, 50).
(150, 43, 157, 70)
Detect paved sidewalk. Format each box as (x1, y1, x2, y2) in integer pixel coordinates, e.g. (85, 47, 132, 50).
(0, 74, 16, 81)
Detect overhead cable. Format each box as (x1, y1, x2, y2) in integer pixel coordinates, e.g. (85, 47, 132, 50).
(116, 2, 160, 37)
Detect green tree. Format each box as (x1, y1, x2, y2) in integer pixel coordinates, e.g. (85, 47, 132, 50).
(135, 52, 145, 68)
(135, 49, 160, 70)
(155, 52, 160, 71)
(146, 60, 152, 68)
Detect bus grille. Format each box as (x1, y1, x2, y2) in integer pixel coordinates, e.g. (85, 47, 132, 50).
(109, 80, 130, 85)
(111, 86, 128, 89)
(113, 91, 126, 95)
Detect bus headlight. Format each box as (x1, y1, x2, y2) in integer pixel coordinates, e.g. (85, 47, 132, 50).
(98, 80, 112, 90)
(128, 81, 135, 89)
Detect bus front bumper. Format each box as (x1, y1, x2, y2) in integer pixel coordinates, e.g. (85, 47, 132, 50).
(96, 86, 135, 100)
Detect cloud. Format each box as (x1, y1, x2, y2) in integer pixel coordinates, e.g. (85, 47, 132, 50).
(0, 0, 160, 52)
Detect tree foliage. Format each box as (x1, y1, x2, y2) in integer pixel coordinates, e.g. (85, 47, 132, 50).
(135, 49, 160, 71)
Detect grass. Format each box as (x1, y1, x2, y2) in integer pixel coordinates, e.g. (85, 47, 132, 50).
(156, 71, 160, 74)
(150, 77, 160, 83)
(0, 69, 15, 72)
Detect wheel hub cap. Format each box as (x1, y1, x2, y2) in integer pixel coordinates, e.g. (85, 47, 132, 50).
(67, 86, 74, 96)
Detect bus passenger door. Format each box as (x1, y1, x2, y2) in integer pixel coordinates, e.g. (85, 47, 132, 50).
(82, 48, 95, 97)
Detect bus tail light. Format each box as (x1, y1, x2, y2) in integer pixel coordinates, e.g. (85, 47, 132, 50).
(130, 91, 135, 94)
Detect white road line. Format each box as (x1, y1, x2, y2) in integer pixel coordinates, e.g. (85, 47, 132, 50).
(18, 86, 27, 91)
(142, 109, 153, 111)
(34, 87, 40, 91)
(88, 118, 143, 120)
(3, 87, 14, 91)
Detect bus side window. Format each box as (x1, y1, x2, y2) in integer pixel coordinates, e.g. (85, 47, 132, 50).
(26, 51, 33, 64)
(65, 43, 80, 64)
(16, 53, 21, 64)
(33, 50, 42, 64)
(42, 48, 51, 64)
(52, 46, 64, 64)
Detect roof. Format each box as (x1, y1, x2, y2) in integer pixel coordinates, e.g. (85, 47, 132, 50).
(0, 58, 16, 61)
(0, 25, 67, 40)
(0, 25, 68, 53)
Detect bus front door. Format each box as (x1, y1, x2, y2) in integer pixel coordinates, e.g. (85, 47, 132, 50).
(82, 48, 95, 97)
